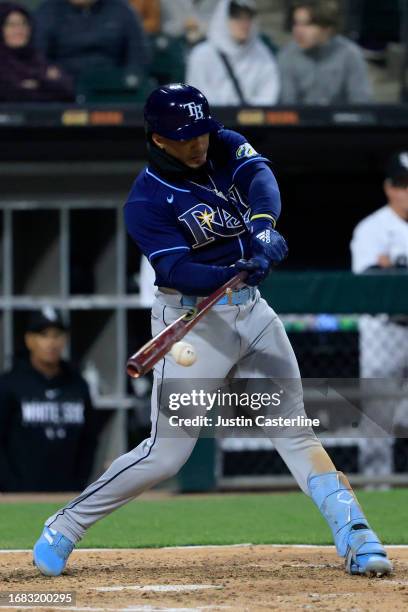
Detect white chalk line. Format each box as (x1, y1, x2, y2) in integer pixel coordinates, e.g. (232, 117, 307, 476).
(1, 544, 408, 553)
(93, 585, 222, 593)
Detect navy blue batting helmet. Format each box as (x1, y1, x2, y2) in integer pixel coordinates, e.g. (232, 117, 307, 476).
(144, 83, 223, 141)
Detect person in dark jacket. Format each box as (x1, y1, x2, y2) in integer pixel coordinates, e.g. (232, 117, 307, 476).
(0, 308, 98, 492)
(34, 0, 150, 85)
(0, 2, 74, 102)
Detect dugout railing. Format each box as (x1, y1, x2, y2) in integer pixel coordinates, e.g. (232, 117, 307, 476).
(178, 271, 408, 492)
(0, 195, 147, 471)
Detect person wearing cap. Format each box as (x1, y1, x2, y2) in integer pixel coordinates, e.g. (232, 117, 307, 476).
(278, 0, 373, 104)
(350, 152, 408, 485)
(186, 0, 280, 106)
(0, 308, 98, 492)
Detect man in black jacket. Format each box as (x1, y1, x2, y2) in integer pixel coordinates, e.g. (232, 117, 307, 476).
(34, 0, 150, 86)
(0, 308, 98, 492)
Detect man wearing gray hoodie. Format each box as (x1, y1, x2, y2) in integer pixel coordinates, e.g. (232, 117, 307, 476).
(186, 0, 280, 106)
(279, 0, 373, 105)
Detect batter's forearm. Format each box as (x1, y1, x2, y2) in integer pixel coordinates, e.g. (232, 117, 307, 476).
(249, 167, 281, 226)
(235, 163, 281, 226)
(154, 256, 237, 296)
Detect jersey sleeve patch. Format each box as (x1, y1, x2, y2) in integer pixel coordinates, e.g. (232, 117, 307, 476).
(236, 142, 259, 160)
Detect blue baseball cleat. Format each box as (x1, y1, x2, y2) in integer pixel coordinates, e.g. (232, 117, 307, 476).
(33, 527, 75, 576)
(309, 472, 392, 578)
(345, 527, 393, 576)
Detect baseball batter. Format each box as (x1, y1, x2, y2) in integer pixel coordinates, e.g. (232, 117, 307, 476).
(33, 84, 391, 577)
(351, 151, 408, 482)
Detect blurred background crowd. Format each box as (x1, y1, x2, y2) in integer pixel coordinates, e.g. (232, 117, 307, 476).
(0, 0, 406, 105)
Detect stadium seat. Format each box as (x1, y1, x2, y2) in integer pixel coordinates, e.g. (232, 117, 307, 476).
(76, 68, 155, 104)
(149, 34, 187, 85)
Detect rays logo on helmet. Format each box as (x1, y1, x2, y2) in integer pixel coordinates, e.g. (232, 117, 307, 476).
(182, 102, 204, 120)
(236, 143, 258, 160)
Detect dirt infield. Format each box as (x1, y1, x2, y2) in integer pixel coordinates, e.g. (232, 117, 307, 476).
(0, 546, 407, 611)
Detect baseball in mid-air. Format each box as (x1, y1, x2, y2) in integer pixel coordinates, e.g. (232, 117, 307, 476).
(170, 341, 197, 366)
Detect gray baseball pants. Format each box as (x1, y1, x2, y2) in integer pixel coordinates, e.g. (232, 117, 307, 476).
(46, 290, 333, 543)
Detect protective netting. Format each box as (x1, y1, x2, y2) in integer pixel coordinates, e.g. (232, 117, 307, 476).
(219, 305, 408, 488)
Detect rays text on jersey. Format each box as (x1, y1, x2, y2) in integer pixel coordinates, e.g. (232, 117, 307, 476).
(178, 202, 249, 248)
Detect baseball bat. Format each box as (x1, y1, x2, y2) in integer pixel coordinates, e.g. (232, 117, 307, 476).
(126, 271, 248, 378)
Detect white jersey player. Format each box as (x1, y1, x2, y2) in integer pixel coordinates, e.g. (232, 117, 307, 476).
(351, 151, 408, 482)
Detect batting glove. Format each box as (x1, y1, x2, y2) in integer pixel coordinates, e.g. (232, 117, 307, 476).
(235, 256, 270, 286)
(251, 220, 288, 266)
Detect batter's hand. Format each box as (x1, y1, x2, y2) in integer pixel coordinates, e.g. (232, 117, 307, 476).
(235, 257, 270, 286)
(251, 222, 288, 266)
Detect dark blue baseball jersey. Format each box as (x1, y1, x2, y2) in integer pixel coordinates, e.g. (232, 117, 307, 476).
(124, 129, 281, 295)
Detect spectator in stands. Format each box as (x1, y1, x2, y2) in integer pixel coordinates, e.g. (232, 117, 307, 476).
(130, 0, 161, 35)
(0, 2, 74, 102)
(278, 0, 373, 105)
(0, 308, 99, 492)
(34, 0, 150, 86)
(160, 0, 218, 43)
(350, 152, 408, 487)
(186, 0, 280, 106)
